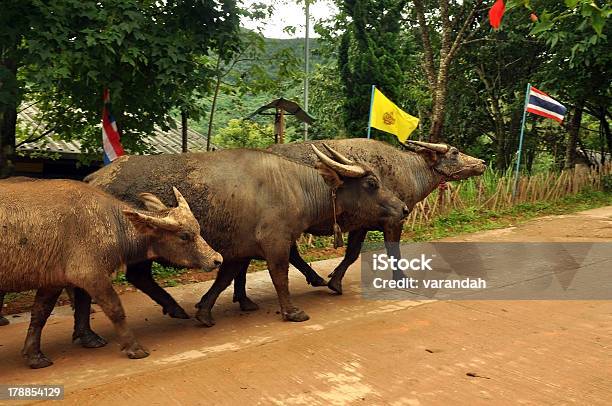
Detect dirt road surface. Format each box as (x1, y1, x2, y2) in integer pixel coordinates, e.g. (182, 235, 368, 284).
(1, 207, 611, 405)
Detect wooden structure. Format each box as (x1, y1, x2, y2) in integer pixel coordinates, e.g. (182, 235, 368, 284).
(248, 98, 314, 144)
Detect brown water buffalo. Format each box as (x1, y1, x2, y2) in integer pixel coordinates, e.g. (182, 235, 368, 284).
(0, 180, 221, 368)
(82, 146, 408, 328)
(256, 138, 487, 295)
(0, 293, 8, 326)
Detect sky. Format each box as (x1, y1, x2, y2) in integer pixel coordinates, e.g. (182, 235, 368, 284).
(241, 0, 338, 39)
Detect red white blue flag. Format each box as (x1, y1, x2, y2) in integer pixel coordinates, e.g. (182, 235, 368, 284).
(526, 86, 567, 123)
(102, 88, 125, 164)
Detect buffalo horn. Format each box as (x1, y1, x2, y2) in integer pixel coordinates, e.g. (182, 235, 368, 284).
(404, 140, 449, 153)
(172, 186, 192, 211)
(123, 210, 181, 231)
(311, 145, 366, 178)
(322, 143, 354, 165)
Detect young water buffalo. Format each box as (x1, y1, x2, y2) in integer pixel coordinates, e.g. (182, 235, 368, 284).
(258, 138, 487, 294)
(0, 180, 221, 368)
(83, 146, 408, 326)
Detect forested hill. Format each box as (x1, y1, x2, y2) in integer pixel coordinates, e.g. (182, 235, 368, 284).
(190, 35, 323, 146)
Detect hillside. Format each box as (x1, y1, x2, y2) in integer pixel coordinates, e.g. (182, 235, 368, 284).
(190, 35, 324, 145)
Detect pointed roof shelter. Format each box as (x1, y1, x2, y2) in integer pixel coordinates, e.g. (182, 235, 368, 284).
(248, 98, 314, 144)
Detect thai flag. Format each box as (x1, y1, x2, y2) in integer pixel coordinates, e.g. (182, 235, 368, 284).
(102, 88, 125, 164)
(526, 86, 567, 123)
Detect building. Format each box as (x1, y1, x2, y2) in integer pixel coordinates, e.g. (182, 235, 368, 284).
(14, 105, 213, 179)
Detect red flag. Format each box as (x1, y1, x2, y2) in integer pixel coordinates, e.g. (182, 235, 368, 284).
(489, 0, 505, 29)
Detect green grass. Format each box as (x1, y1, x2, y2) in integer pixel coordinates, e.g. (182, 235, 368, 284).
(405, 190, 612, 242)
(113, 262, 186, 285)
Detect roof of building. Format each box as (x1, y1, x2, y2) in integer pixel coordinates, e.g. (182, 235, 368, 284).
(248, 97, 315, 125)
(16, 105, 213, 158)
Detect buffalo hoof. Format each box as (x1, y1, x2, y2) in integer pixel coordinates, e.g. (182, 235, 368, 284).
(26, 352, 53, 369)
(283, 309, 310, 322)
(308, 275, 328, 287)
(163, 305, 190, 319)
(0, 315, 9, 326)
(237, 297, 259, 312)
(327, 278, 343, 295)
(195, 310, 216, 327)
(124, 342, 150, 359)
(73, 330, 108, 348)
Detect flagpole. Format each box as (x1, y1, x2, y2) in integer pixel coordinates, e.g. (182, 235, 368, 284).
(367, 85, 375, 139)
(512, 82, 531, 200)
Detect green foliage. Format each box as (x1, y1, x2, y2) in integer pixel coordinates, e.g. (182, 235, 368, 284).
(337, 0, 410, 138)
(213, 119, 275, 148)
(1, 0, 241, 164)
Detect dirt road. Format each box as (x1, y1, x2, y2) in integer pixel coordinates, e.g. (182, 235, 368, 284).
(1, 207, 611, 405)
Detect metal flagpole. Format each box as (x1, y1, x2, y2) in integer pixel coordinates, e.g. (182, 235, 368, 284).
(303, 0, 310, 141)
(367, 85, 375, 139)
(512, 82, 531, 199)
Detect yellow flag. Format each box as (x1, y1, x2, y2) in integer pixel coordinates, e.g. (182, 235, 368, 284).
(369, 88, 419, 142)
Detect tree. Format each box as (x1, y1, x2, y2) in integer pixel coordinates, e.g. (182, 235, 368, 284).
(213, 118, 275, 148)
(203, 29, 302, 150)
(412, 0, 485, 142)
(0, 0, 241, 176)
(524, 0, 611, 167)
(337, 0, 410, 138)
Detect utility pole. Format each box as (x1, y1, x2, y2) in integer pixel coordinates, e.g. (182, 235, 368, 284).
(303, 0, 310, 141)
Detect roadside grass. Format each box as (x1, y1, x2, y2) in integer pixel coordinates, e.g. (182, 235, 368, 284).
(404, 189, 612, 241)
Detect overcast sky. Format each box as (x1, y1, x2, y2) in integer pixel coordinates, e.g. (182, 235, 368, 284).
(241, 0, 338, 39)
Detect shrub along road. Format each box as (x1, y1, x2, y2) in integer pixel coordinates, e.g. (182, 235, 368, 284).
(0, 207, 611, 405)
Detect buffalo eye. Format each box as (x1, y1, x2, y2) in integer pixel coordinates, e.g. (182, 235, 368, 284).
(178, 232, 191, 241)
(365, 177, 379, 190)
(452, 149, 459, 156)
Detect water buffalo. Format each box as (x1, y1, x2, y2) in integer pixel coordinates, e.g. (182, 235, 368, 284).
(83, 146, 408, 327)
(0, 180, 221, 368)
(0, 293, 8, 326)
(254, 138, 487, 295)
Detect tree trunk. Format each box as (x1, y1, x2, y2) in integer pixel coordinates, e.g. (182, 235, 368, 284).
(0, 58, 18, 178)
(429, 84, 447, 142)
(602, 106, 611, 163)
(564, 101, 584, 169)
(0, 107, 17, 178)
(181, 110, 188, 153)
(206, 76, 221, 152)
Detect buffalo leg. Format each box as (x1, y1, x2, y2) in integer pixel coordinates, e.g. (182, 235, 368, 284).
(328, 229, 368, 295)
(262, 241, 309, 322)
(195, 260, 241, 327)
(232, 244, 327, 311)
(383, 223, 405, 280)
(126, 261, 189, 319)
(266, 252, 310, 322)
(22, 287, 62, 369)
(289, 244, 327, 287)
(231, 260, 260, 311)
(72, 288, 107, 348)
(0, 292, 9, 326)
(80, 276, 149, 359)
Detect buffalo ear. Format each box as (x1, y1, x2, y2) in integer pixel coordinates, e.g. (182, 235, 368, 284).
(139, 193, 168, 212)
(415, 148, 439, 167)
(315, 162, 344, 189)
(123, 210, 158, 234)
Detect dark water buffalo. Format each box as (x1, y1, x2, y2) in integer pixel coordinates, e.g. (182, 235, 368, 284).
(256, 138, 487, 295)
(0, 180, 221, 368)
(0, 293, 8, 326)
(83, 146, 408, 326)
